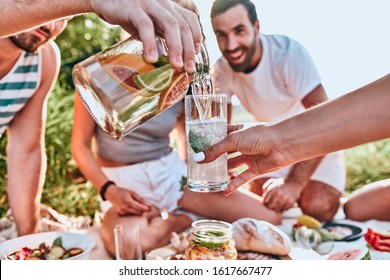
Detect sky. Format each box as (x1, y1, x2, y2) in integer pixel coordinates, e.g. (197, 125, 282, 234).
(193, 0, 390, 100)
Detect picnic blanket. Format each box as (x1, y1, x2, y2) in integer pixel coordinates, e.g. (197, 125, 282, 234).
(1, 204, 389, 260)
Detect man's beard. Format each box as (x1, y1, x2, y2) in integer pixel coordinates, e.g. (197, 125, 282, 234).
(9, 29, 51, 53)
(225, 35, 258, 73)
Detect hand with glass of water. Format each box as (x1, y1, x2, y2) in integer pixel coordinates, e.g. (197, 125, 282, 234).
(185, 94, 228, 192)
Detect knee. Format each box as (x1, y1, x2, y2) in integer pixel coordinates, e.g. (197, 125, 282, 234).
(265, 212, 282, 225)
(343, 200, 364, 221)
(100, 225, 116, 258)
(299, 197, 340, 222)
(343, 201, 355, 220)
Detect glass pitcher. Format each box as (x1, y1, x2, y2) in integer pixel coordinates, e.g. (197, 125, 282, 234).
(72, 36, 209, 140)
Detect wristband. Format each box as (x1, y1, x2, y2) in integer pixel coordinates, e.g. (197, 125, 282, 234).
(99, 180, 115, 201)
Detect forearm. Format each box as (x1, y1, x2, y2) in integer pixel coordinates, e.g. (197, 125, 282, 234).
(285, 156, 324, 190)
(276, 74, 390, 165)
(7, 148, 46, 195)
(72, 145, 109, 192)
(0, 0, 91, 37)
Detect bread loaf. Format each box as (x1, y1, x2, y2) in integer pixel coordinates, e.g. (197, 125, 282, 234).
(232, 218, 292, 256)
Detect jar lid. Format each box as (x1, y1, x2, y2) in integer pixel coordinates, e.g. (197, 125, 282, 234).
(191, 219, 232, 238)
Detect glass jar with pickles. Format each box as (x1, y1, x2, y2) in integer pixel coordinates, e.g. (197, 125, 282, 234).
(185, 220, 237, 260)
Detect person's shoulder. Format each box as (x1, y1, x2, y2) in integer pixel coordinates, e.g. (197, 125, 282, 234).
(213, 56, 226, 67)
(263, 34, 309, 64)
(41, 41, 61, 63)
(212, 56, 231, 73)
(40, 41, 61, 76)
(262, 34, 304, 51)
(38, 41, 61, 87)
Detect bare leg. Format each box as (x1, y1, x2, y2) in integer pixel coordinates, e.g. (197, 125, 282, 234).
(8, 180, 42, 235)
(344, 179, 390, 221)
(101, 207, 192, 259)
(179, 187, 282, 225)
(298, 181, 341, 222)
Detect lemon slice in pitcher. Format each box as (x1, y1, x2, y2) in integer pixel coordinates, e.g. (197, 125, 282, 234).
(157, 72, 190, 112)
(100, 53, 156, 96)
(133, 64, 174, 94)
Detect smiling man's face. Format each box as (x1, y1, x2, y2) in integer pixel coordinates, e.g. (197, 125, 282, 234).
(9, 19, 68, 53)
(212, 4, 260, 72)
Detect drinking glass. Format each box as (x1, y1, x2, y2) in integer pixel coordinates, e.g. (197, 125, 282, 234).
(72, 36, 209, 140)
(114, 224, 142, 260)
(185, 94, 228, 192)
(294, 226, 334, 255)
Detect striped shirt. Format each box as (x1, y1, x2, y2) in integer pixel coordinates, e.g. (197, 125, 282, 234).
(0, 51, 41, 136)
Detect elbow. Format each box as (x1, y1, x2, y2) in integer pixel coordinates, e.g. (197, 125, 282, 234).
(71, 139, 90, 164)
(7, 140, 43, 158)
(71, 141, 81, 162)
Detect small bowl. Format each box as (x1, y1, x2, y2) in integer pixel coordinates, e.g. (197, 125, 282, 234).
(145, 246, 177, 260)
(0, 231, 96, 260)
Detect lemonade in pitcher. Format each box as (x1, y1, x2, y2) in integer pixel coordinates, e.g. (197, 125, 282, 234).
(72, 36, 209, 139)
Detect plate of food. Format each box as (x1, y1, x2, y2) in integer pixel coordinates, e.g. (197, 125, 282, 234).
(0, 231, 96, 260)
(323, 222, 363, 242)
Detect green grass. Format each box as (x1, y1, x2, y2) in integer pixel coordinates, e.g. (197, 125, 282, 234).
(345, 139, 390, 193)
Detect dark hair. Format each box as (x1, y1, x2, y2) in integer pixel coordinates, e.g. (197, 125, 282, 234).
(211, 0, 258, 25)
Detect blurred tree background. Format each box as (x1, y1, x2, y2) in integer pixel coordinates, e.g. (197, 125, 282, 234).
(0, 15, 389, 220)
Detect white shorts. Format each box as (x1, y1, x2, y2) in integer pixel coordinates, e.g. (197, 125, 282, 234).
(101, 151, 188, 214)
(258, 151, 346, 192)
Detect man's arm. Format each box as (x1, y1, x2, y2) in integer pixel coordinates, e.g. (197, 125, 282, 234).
(0, 0, 201, 71)
(6, 43, 60, 235)
(0, 0, 89, 36)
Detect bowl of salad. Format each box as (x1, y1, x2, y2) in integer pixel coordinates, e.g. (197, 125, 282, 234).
(0, 231, 96, 260)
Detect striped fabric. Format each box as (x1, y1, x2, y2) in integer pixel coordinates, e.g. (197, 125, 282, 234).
(0, 51, 41, 136)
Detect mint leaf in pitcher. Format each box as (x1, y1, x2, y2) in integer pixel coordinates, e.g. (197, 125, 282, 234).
(189, 130, 211, 153)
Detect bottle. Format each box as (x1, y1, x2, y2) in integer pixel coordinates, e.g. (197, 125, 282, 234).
(185, 219, 237, 260)
(72, 36, 209, 140)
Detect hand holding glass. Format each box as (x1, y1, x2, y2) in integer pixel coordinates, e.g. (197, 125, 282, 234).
(185, 94, 228, 192)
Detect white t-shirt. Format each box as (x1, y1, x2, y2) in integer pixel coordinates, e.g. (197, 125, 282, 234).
(212, 33, 321, 123)
(211, 34, 345, 191)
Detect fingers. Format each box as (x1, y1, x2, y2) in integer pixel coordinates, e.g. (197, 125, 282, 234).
(227, 123, 244, 134)
(147, 0, 199, 71)
(116, 190, 151, 215)
(223, 169, 258, 196)
(228, 154, 249, 170)
(174, 5, 202, 71)
(92, 0, 201, 72)
(193, 133, 238, 163)
(263, 190, 283, 213)
(127, 195, 151, 213)
(150, 4, 183, 68)
(133, 11, 158, 63)
(131, 191, 149, 206)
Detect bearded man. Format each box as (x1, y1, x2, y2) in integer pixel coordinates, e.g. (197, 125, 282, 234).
(0, 18, 69, 235)
(210, 0, 346, 222)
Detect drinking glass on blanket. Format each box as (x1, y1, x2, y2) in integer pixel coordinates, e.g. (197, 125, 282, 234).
(114, 224, 142, 260)
(185, 94, 228, 192)
(294, 226, 334, 255)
